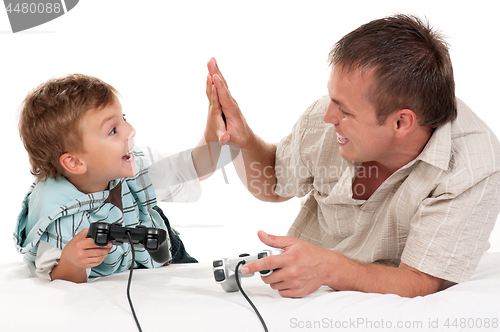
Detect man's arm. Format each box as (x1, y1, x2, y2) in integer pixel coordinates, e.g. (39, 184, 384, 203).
(243, 231, 443, 298)
(206, 58, 291, 202)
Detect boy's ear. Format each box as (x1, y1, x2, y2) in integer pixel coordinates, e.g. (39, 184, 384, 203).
(59, 153, 87, 175)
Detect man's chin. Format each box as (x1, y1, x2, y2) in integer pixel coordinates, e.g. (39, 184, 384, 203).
(338, 147, 356, 162)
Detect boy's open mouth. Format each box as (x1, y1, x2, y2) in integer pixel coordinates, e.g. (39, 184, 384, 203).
(122, 149, 134, 162)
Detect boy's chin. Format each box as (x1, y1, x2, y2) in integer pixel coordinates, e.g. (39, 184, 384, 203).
(124, 163, 138, 178)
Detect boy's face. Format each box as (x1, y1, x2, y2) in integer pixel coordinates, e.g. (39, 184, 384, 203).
(77, 97, 137, 187)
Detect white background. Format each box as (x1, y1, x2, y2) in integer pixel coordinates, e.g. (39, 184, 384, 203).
(1, 0, 499, 264)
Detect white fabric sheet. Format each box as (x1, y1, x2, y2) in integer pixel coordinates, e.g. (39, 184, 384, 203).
(1, 250, 499, 331)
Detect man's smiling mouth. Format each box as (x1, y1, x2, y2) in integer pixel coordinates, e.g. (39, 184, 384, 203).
(337, 132, 349, 144)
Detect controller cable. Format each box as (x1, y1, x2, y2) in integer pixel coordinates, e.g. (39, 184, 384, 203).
(235, 260, 269, 332)
(125, 231, 143, 332)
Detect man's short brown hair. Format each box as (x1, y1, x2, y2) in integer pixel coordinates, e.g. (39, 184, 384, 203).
(19, 74, 118, 181)
(328, 14, 457, 128)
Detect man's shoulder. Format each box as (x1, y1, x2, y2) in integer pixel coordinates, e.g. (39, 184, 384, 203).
(441, 98, 500, 186)
(450, 99, 500, 159)
(451, 99, 499, 143)
(300, 95, 331, 126)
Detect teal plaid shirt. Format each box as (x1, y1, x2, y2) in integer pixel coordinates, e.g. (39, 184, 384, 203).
(14, 147, 170, 279)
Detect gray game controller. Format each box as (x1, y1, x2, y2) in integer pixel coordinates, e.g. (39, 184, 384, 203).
(213, 249, 284, 292)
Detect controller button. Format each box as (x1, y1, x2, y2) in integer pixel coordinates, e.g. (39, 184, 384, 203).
(96, 233, 108, 245)
(259, 269, 271, 275)
(146, 238, 158, 250)
(214, 269, 226, 282)
(239, 253, 250, 257)
(213, 260, 223, 268)
(257, 252, 268, 259)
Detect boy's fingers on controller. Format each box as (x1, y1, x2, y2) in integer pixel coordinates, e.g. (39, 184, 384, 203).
(74, 228, 90, 239)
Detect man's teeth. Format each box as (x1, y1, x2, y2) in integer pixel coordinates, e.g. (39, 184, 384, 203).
(337, 133, 349, 143)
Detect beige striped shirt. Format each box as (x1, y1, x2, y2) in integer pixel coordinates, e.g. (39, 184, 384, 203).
(275, 96, 500, 283)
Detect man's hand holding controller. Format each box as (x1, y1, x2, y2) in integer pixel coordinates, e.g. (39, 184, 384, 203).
(213, 248, 284, 292)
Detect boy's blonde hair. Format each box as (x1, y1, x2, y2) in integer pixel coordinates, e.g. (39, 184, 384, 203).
(19, 74, 119, 181)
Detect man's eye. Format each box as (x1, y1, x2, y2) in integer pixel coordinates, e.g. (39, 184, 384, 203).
(109, 127, 116, 135)
(122, 114, 127, 121)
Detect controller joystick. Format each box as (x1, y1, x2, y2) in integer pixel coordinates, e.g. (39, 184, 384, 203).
(213, 249, 283, 292)
(87, 222, 171, 264)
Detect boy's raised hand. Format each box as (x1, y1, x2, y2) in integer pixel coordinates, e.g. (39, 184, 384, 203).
(51, 229, 112, 283)
(206, 58, 253, 149)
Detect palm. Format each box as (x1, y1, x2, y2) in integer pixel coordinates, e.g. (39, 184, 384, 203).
(206, 58, 249, 148)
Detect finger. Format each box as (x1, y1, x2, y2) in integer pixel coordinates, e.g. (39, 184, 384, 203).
(82, 256, 109, 268)
(218, 132, 230, 145)
(209, 82, 220, 116)
(76, 228, 91, 239)
(213, 74, 237, 110)
(242, 254, 284, 275)
(209, 82, 230, 143)
(75, 228, 110, 249)
(210, 83, 225, 127)
(212, 58, 228, 88)
(207, 58, 218, 79)
(207, 57, 230, 90)
(84, 245, 112, 260)
(266, 277, 309, 298)
(206, 73, 213, 100)
(278, 288, 307, 299)
(85, 241, 113, 251)
(257, 230, 299, 250)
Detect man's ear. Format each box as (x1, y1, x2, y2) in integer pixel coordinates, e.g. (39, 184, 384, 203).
(59, 153, 87, 175)
(393, 109, 417, 138)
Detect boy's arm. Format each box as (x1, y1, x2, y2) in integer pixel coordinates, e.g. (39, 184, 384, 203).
(50, 229, 112, 283)
(205, 59, 291, 202)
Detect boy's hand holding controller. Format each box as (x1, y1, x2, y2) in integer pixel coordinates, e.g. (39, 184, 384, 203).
(51, 229, 112, 283)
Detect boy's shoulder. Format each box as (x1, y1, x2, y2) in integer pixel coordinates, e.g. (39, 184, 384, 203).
(14, 177, 105, 257)
(29, 177, 85, 218)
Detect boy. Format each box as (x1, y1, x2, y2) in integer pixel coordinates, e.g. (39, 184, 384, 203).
(15, 74, 200, 283)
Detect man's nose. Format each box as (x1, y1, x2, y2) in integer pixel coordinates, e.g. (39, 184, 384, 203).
(323, 101, 340, 125)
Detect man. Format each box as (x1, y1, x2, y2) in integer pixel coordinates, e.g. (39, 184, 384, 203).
(204, 14, 500, 298)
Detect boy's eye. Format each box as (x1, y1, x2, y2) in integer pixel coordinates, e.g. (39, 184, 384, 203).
(109, 127, 116, 135)
(122, 114, 127, 121)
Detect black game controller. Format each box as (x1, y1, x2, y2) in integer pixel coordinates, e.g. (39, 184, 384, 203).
(87, 222, 171, 264)
(213, 249, 283, 292)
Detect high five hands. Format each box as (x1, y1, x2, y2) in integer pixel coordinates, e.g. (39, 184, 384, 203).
(205, 58, 252, 149)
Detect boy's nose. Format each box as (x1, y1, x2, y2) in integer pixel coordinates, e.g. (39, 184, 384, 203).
(127, 129, 136, 150)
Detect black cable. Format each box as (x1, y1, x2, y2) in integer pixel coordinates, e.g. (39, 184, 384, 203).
(126, 231, 142, 332)
(235, 260, 269, 332)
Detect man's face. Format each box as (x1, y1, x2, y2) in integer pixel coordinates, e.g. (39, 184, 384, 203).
(324, 66, 395, 164)
(77, 97, 137, 186)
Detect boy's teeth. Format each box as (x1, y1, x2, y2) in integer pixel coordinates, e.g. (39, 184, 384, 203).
(123, 151, 133, 161)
